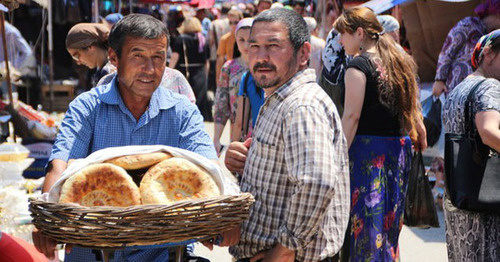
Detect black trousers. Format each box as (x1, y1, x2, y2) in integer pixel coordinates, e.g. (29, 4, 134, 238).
(236, 252, 339, 262)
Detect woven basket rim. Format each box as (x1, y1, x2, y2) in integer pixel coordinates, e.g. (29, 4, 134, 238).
(30, 193, 254, 248)
(29, 193, 252, 211)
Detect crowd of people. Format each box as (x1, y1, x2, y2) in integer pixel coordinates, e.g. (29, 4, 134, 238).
(0, 0, 497, 261)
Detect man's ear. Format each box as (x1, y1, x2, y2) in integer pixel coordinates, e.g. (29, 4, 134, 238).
(108, 48, 118, 67)
(298, 42, 311, 67)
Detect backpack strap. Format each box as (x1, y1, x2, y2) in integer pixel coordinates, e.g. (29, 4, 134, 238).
(240, 72, 252, 140)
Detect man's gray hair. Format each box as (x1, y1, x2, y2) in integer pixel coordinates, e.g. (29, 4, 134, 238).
(252, 8, 310, 53)
(109, 14, 169, 58)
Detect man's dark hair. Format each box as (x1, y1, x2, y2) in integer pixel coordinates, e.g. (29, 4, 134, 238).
(109, 14, 169, 58)
(252, 8, 310, 53)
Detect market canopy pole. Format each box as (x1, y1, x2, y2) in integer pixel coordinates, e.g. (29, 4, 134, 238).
(48, 0, 54, 111)
(94, 0, 99, 22)
(0, 9, 13, 105)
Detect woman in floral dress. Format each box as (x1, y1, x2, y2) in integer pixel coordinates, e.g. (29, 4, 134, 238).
(334, 7, 427, 261)
(213, 18, 253, 155)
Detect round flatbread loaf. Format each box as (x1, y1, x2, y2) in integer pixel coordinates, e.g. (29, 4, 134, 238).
(104, 152, 172, 170)
(59, 163, 141, 207)
(140, 158, 220, 205)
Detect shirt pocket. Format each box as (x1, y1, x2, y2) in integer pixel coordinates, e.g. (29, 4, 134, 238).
(248, 137, 284, 188)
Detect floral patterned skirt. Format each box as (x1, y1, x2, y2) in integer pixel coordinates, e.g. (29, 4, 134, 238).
(347, 135, 412, 262)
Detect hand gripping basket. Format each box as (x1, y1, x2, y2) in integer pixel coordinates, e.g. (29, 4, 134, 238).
(29, 193, 254, 248)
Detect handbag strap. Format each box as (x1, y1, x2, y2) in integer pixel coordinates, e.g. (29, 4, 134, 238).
(181, 36, 190, 79)
(464, 78, 486, 138)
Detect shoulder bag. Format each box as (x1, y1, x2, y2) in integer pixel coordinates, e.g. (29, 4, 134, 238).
(444, 78, 500, 214)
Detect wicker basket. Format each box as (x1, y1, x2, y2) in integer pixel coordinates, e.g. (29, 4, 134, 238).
(30, 193, 254, 248)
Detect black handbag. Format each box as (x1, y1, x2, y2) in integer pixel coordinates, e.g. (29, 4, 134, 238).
(404, 151, 440, 228)
(421, 95, 442, 147)
(444, 79, 500, 214)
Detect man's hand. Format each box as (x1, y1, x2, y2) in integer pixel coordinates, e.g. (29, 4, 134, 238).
(201, 226, 241, 250)
(224, 138, 252, 173)
(32, 228, 59, 259)
(432, 81, 447, 97)
(250, 244, 295, 262)
(33, 159, 69, 259)
(218, 225, 241, 247)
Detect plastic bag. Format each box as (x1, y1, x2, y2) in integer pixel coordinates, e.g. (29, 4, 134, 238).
(421, 95, 442, 147)
(404, 151, 440, 228)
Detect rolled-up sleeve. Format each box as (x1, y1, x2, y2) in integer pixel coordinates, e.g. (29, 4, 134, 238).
(279, 105, 337, 250)
(49, 95, 95, 163)
(179, 101, 217, 160)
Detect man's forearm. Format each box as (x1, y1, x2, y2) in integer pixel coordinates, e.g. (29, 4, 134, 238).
(42, 159, 67, 193)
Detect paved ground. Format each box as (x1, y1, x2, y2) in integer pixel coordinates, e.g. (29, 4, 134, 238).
(196, 121, 448, 261)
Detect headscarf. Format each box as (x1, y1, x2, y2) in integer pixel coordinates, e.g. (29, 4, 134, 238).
(377, 15, 400, 33)
(471, 29, 500, 69)
(474, 0, 500, 19)
(66, 23, 110, 50)
(236, 18, 254, 33)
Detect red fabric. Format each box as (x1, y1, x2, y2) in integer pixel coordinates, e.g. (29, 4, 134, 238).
(138, 0, 214, 8)
(189, 0, 215, 8)
(138, 0, 187, 3)
(0, 232, 48, 262)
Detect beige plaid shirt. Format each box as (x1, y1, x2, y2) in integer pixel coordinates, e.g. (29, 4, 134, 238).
(229, 69, 350, 261)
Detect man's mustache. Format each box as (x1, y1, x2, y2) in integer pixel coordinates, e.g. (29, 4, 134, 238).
(253, 62, 276, 72)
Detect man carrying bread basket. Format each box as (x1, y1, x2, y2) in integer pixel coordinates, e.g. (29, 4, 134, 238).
(33, 14, 217, 262)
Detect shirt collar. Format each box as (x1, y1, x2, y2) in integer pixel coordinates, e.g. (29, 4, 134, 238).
(272, 68, 316, 100)
(98, 74, 180, 112)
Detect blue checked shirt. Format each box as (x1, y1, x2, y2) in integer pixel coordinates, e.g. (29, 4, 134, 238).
(49, 75, 217, 262)
(229, 69, 350, 261)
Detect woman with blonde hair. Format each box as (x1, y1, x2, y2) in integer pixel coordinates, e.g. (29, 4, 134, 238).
(170, 16, 212, 121)
(334, 6, 426, 261)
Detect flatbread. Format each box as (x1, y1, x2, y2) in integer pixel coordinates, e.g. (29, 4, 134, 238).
(59, 163, 141, 207)
(104, 152, 172, 170)
(140, 158, 220, 205)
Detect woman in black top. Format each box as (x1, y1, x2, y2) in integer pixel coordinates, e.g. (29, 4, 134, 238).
(334, 7, 426, 261)
(169, 17, 212, 121)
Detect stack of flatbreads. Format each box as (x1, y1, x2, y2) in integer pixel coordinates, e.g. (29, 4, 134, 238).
(58, 152, 220, 207)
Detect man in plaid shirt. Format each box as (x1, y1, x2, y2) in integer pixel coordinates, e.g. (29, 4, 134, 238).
(221, 8, 350, 262)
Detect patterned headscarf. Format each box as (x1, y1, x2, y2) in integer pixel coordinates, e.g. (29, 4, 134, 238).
(471, 29, 500, 69)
